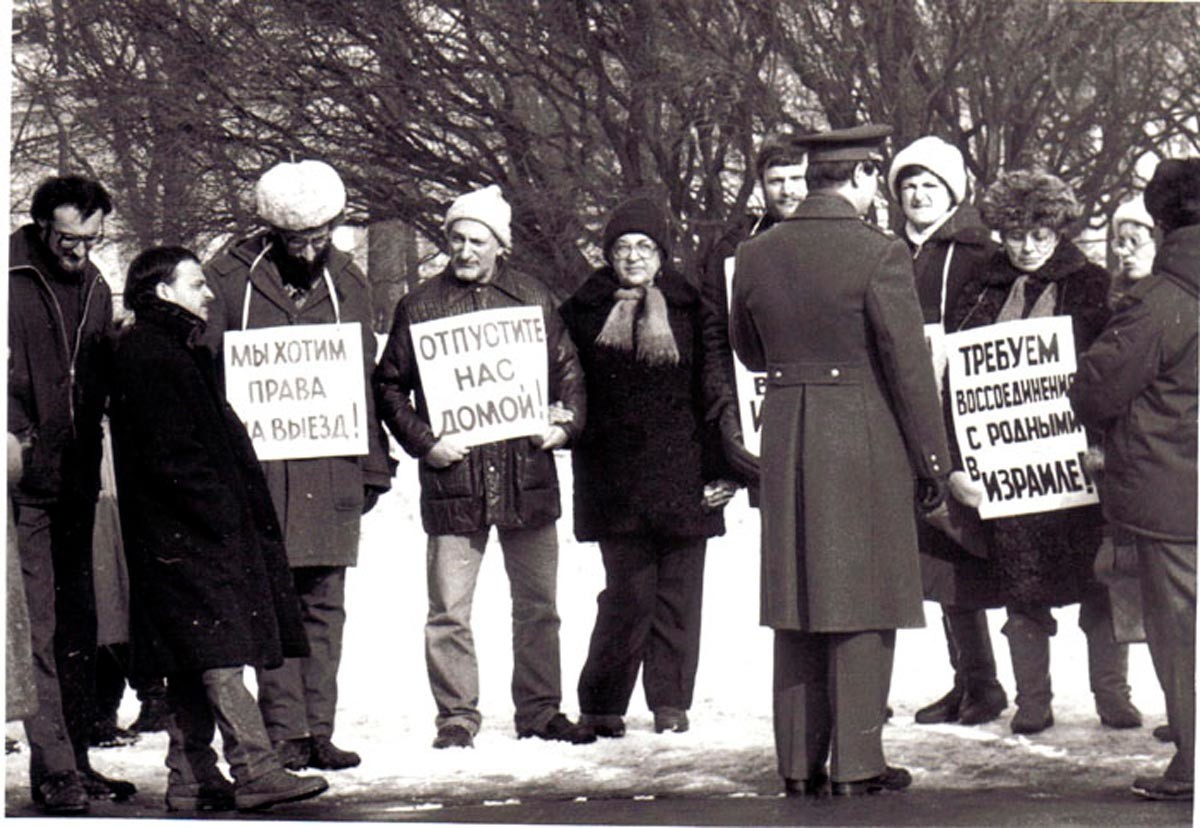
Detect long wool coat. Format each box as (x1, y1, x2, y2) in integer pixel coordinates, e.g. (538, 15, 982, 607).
(730, 193, 950, 632)
(110, 298, 308, 678)
(905, 205, 1004, 609)
(204, 234, 393, 569)
(951, 239, 1111, 608)
(561, 265, 726, 542)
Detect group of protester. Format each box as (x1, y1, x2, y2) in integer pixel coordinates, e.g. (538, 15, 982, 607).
(6, 123, 1196, 815)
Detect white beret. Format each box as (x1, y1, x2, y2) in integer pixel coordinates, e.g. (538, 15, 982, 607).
(255, 160, 346, 231)
(888, 136, 969, 205)
(443, 185, 512, 250)
(1112, 195, 1154, 231)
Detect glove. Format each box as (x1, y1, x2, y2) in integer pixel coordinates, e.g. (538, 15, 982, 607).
(362, 487, 383, 515)
(916, 476, 947, 513)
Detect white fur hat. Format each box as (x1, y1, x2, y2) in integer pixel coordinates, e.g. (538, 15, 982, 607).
(1112, 195, 1154, 231)
(255, 160, 346, 231)
(443, 185, 512, 250)
(887, 136, 968, 205)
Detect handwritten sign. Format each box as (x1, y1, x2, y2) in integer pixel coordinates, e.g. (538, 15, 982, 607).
(726, 256, 766, 456)
(945, 316, 1098, 519)
(224, 323, 368, 461)
(410, 306, 548, 448)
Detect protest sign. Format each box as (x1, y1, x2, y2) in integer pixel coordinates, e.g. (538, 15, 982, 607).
(945, 316, 1098, 519)
(410, 306, 549, 448)
(725, 256, 766, 456)
(224, 323, 369, 461)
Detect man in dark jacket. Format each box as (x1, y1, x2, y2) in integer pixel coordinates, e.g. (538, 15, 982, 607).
(204, 160, 392, 772)
(1069, 158, 1200, 803)
(886, 136, 1008, 728)
(7, 175, 133, 812)
(111, 245, 328, 812)
(700, 132, 806, 487)
(374, 185, 592, 749)
(730, 126, 950, 797)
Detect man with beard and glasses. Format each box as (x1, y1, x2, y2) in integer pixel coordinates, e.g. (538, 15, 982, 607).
(8, 175, 137, 813)
(203, 160, 392, 773)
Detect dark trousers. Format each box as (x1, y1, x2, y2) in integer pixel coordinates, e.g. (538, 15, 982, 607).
(773, 629, 895, 784)
(16, 500, 96, 784)
(577, 535, 707, 716)
(1136, 535, 1196, 783)
(257, 566, 347, 743)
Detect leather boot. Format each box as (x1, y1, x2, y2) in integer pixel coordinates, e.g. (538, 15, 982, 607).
(1086, 628, 1142, 728)
(915, 614, 963, 724)
(1003, 613, 1054, 735)
(950, 608, 1008, 725)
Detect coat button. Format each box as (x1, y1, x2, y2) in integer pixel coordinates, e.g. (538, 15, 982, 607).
(773, 370, 782, 378)
(305, 492, 314, 499)
(830, 368, 840, 378)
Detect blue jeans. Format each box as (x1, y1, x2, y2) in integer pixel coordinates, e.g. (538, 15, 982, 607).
(425, 524, 562, 735)
(166, 667, 278, 787)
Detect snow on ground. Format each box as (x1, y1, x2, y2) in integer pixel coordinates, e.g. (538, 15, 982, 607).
(4, 453, 1177, 814)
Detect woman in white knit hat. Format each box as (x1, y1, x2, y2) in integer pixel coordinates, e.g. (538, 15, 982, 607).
(886, 136, 1009, 729)
(1109, 195, 1157, 307)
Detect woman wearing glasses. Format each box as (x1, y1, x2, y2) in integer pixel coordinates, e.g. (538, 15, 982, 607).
(951, 170, 1141, 735)
(1109, 196, 1157, 307)
(560, 196, 736, 738)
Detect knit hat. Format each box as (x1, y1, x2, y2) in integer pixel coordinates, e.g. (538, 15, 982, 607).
(980, 170, 1082, 233)
(1145, 159, 1200, 234)
(1111, 195, 1154, 231)
(255, 160, 346, 231)
(887, 136, 968, 205)
(602, 196, 671, 264)
(443, 185, 513, 250)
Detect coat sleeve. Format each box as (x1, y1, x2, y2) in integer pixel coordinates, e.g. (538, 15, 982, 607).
(545, 298, 586, 443)
(729, 246, 767, 372)
(372, 298, 439, 459)
(864, 238, 950, 478)
(1068, 294, 1162, 431)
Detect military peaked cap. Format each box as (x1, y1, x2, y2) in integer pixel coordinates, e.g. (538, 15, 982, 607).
(798, 124, 892, 163)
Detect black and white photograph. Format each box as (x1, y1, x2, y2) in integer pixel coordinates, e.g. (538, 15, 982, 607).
(4, 0, 1198, 824)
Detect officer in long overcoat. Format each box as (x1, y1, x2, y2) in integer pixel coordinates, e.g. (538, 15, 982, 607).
(729, 125, 949, 797)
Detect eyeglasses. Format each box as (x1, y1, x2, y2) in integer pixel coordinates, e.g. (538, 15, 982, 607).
(612, 240, 658, 260)
(1002, 227, 1058, 247)
(280, 227, 332, 254)
(52, 228, 104, 250)
(1111, 235, 1153, 255)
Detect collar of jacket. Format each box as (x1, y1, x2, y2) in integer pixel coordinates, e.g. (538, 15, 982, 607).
(1154, 225, 1200, 295)
(570, 264, 698, 308)
(223, 230, 360, 310)
(438, 260, 544, 304)
(926, 204, 992, 248)
(133, 296, 208, 347)
(788, 192, 862, 221)
(8, 223, 102, 289)
(984, 236, 1089, 287)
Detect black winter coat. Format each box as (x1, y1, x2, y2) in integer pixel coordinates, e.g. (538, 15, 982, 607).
(562, 265, 726, 542)
(110, 298, 308, 678)
(374, 264, 585, 536)
(699, 212, 779, 486)
(8, 225, 114, 505)
(1069, 225, 1199, 542)
(904, 206, 1002, 609)
(951, 240, 1111, 607)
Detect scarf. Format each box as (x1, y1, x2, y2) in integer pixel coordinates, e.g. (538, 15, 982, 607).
(995, 275, 1059, 322)
(594, 284, 680, 366)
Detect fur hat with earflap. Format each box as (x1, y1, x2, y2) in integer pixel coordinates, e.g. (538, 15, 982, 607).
(887, 136, 969, 205)
(1145, 159, 1200, 235)
(980, 170, 1082, 233)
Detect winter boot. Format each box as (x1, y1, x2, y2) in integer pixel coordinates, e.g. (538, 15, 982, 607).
(1086, 628, 1142, 729)
(1003, 614, 1054, 735)
(951, 608, 1008, 725)
(234, 768, 328, 811)
(914, 614, 964, 724)
(308, 735, 361, 770)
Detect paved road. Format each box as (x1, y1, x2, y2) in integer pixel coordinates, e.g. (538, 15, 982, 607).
(8, 781, 1192, 825)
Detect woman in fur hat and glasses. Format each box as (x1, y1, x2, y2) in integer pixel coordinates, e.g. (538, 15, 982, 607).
(561, 196, 737, 738)
(950, 170, 1141, 735)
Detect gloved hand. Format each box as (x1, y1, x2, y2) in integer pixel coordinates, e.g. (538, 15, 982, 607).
(362, 486, 384, 515)
(916, 476, 947, 513)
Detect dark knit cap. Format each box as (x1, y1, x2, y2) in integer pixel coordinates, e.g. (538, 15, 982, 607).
(602, 196, 671, 263)
(1145, 158, 1200, 234)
